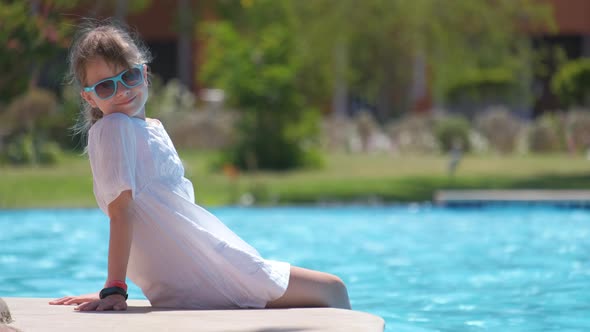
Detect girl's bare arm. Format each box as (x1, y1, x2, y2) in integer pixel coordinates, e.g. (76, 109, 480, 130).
(50, 190, 134, 311)
(106, 190, 134, 283)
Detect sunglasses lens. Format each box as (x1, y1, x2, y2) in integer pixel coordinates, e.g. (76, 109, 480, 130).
(122, 67, 142, 87)
(95, 80, 116, 99)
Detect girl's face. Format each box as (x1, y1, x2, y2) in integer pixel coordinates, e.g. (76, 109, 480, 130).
(81, 57, 149, 119)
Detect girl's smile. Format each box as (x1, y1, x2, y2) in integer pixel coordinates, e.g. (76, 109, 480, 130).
(116, 95, 137, 106)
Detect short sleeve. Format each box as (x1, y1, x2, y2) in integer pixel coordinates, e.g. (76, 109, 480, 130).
(88, 113, 137, 211)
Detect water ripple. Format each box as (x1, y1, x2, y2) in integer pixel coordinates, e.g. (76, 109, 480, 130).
(1, 205, 589, 331)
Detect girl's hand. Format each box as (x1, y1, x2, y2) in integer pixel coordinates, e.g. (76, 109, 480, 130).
(49, 292, 100, 305)
(75, 294, 127, 311)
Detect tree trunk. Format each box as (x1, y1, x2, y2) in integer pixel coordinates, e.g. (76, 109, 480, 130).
(375, 61, 395, 122)
(331, 41, 348, 119)
(177, 0, 194, 91)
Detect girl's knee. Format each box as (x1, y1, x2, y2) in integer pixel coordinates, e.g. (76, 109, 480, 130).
(323, 274, 351, 309)
(327, 275, 347, 294)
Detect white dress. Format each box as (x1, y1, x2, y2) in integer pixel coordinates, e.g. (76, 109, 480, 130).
(88, 113, 290, 309)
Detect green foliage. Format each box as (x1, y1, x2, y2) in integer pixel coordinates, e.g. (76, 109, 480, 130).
(200, 4, 321, 171)
(2, 134, 34, 165)
(284, 0, 553, 118)
(424, 0, 553, 108)
(289, 0, 421, 116)
(47, 85, 84, 151)
(5, 88, 58, 132)
(39, 141, 63, 165)
(0, 134, 63, 165)
(0, 1, 32, 102)
(444, 68, 522, 107)
(1, 133, 63, 166)
(528, 113, 563, 153)
(551, 58, 590, 108)
(565, 110, 590, 153)
(0, 1, 75, 103)
(1, 88, 64, 165)
(435, 115, 471, 153)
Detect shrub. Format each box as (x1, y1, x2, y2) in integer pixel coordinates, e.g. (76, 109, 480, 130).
(444, 68, 523, 118)
(565, 109, 590, 153)
(147, 76, 197, 117)
(39, 141, 62, 165)
(5, 88, 57, 132)
(200, 21, 321, 170)
(0, 1, 71, 103)
(2, 134, 33, 165)
(1, 133, 63, 166)
(434, 115, 471, 153)
(45, 85, 82, 151)
(528, 113, 564, 153)
(551, 58, 590, 108)
(475, 106, 522, 154)
(386, 115, 439, 154)
(1, 88, 64, 165)
(321, 116, 357, 152)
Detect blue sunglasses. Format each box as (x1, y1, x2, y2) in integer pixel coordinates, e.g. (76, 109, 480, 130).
(83, 64, 144, 100)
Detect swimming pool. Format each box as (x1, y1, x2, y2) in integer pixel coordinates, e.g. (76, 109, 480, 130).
(1, 205, 589, 331)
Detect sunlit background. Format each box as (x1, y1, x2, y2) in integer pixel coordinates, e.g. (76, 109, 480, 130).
(0, 1, 589, 209)
(1, 1, 590, 331)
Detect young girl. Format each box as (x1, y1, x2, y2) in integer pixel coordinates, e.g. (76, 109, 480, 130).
(49, 19, 350, 312)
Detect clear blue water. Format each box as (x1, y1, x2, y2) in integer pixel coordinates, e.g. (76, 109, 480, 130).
(1, 205, 590, 331)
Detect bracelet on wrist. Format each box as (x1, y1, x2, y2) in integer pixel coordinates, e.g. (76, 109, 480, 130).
(99, 286, 128, 300)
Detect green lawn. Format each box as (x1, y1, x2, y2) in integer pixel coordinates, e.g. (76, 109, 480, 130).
(1, 150, 589, 208)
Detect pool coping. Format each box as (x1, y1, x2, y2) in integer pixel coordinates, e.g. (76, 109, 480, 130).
(2, 297, 385, 332)
(435, 189, 590, 207)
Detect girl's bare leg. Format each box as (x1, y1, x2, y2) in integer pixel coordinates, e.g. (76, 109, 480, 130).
(266, 266, 351, 309)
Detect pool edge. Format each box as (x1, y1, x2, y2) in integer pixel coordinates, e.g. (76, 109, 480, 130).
(3, 297, 385, 332)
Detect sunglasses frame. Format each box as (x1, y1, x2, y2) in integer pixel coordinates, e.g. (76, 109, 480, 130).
(83, 64, 145, 100)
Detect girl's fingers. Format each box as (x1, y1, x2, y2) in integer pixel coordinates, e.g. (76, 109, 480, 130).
(49, 297, 71, 305)
(72, 297, 126, 312)
(77, 303, 90, 311)
(96, 300, 112, 311)
(64, 298, 83, 305)
(113, 301, 127, 311)
(50, 293, 100, 306)
(76, 301, 99, 311)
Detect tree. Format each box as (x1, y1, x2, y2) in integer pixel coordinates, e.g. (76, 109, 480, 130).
(287, 0, 554, 119)
(551, 58, 590, 108)
(199, 0, 554, 169)
(0, 0, 79, 103)
(200, 0, 321, 171)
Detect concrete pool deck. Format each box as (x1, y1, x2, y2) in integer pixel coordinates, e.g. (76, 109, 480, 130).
(2, 298, 385, 332)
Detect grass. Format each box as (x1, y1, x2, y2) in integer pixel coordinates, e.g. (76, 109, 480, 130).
(1, 150, 589, 208)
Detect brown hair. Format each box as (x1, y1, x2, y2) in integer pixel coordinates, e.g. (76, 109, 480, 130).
(66, 18, 152, 147)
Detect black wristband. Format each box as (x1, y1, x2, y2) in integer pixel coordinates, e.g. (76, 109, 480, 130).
(99, 286, 128, 300)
